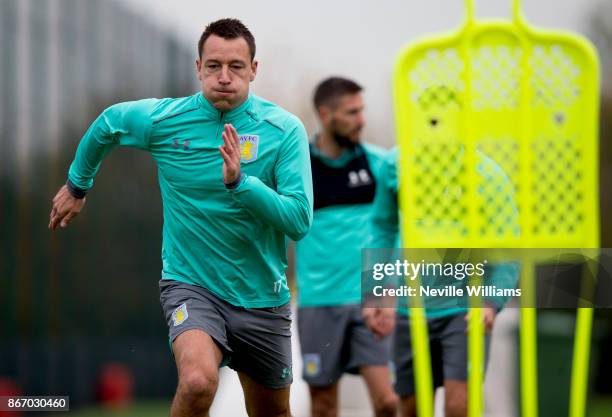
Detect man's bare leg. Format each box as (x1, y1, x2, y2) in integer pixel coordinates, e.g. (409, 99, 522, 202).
(308, 383, 339, 417)
(399, 395, 417, 417)
(238, 372, 291, 417)
(360, 365, 398, 417)
(444, 380, 467, 417)
(170, 329, 223, 417)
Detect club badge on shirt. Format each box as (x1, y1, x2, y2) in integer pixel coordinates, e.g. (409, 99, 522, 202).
(239, 135, 259, 163)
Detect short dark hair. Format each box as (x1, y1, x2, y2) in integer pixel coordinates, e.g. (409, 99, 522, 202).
(198, 18, 256, 61)
(313, 77, 363, 109)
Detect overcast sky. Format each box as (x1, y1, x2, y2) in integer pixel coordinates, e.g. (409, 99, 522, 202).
(118, 0, 607, 147)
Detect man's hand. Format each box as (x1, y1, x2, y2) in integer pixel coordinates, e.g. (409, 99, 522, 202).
(464, 307, 497, 335)
(363, 307, 396, 339)
(48, 185, 87, 231)
(219, 123, 241, 185)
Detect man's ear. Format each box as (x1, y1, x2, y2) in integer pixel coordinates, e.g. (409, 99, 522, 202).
(195, 58, 202, 81)
(318, 105, 331, 125)
(250, 60, 258, 82)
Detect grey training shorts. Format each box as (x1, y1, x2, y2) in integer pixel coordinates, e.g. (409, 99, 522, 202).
(159, 279, 293, 389)
(297, 304, 392, 386)
(392, 312, 491, 396)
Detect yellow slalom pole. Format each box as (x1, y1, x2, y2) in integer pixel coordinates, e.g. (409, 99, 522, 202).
(520, 260, 538, 417)
(467, 306, 484, 417)
(569, 257, 596, 417)
(462, 5, 484, 413)
(407, 271, 434, 417)
(410, 308, 434, 417)
(569, 307, 593, 417)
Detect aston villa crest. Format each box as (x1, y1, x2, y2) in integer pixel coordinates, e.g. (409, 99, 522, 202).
(239, 135, 259, 163)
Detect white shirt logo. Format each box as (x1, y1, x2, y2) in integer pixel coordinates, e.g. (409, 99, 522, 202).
(348, 169, 372, 188)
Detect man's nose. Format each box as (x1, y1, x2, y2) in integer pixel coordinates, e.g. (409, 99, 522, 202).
(218, 66, 231, 84)
(356, 112, 365, 127)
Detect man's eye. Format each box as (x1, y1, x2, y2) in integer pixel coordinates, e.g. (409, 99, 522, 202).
(231, 65, 244, 70)
(207, 64, 219, 70)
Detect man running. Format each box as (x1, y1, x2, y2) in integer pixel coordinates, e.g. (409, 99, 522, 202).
(49, 18, 313, 417)
(295, 77, 397, 417)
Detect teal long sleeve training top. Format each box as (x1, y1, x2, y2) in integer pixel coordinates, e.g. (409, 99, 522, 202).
(67, 92, 313, 308)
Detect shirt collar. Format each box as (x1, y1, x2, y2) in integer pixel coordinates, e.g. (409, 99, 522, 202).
(196, 91, 253, 122)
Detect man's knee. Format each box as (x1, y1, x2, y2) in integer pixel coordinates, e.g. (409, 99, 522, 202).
(445, 399, 467, 417)
(248, 402, 290, 417)
(172, 329, 223, 401)
(399, 395, 417, 417)
(444, 380, 467, 417)
(374, 392, 398, 417)
(445, 395, 467, 417)
(178, 368, 219, 400)
(310, 385, 338, 417)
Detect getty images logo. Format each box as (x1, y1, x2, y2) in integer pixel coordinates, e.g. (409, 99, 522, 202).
(347, 169, 372, 188)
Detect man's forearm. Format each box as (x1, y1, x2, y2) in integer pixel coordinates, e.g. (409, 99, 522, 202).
(67, 101, 153, 191)
(227, 174, 312, 241)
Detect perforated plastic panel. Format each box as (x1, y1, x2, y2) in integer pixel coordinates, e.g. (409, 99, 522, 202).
(392, 2, 600, 417)
(394, 5, 599, 250)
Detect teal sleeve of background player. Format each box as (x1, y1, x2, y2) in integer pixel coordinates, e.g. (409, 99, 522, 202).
(369, 152, 399, 248)
(228, 122, 314, 241)
(480, 153, 521, 311)
(362, 143, 388, 179)
(67, 99, 154, 190)
(485, 262, 520, 311)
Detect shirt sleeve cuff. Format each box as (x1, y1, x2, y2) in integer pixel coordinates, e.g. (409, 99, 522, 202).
(66, 178, 88, 199)
(225, 173, 246, 190)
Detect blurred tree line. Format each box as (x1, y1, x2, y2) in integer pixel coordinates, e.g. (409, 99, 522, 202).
(0, 0, 196, 406)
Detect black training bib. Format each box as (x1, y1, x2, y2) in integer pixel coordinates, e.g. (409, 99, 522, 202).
(310, 144, 377, 210)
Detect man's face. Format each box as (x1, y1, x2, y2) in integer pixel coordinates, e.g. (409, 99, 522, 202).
(196, 35, 257, 111)
(321, 93, 365, 145)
